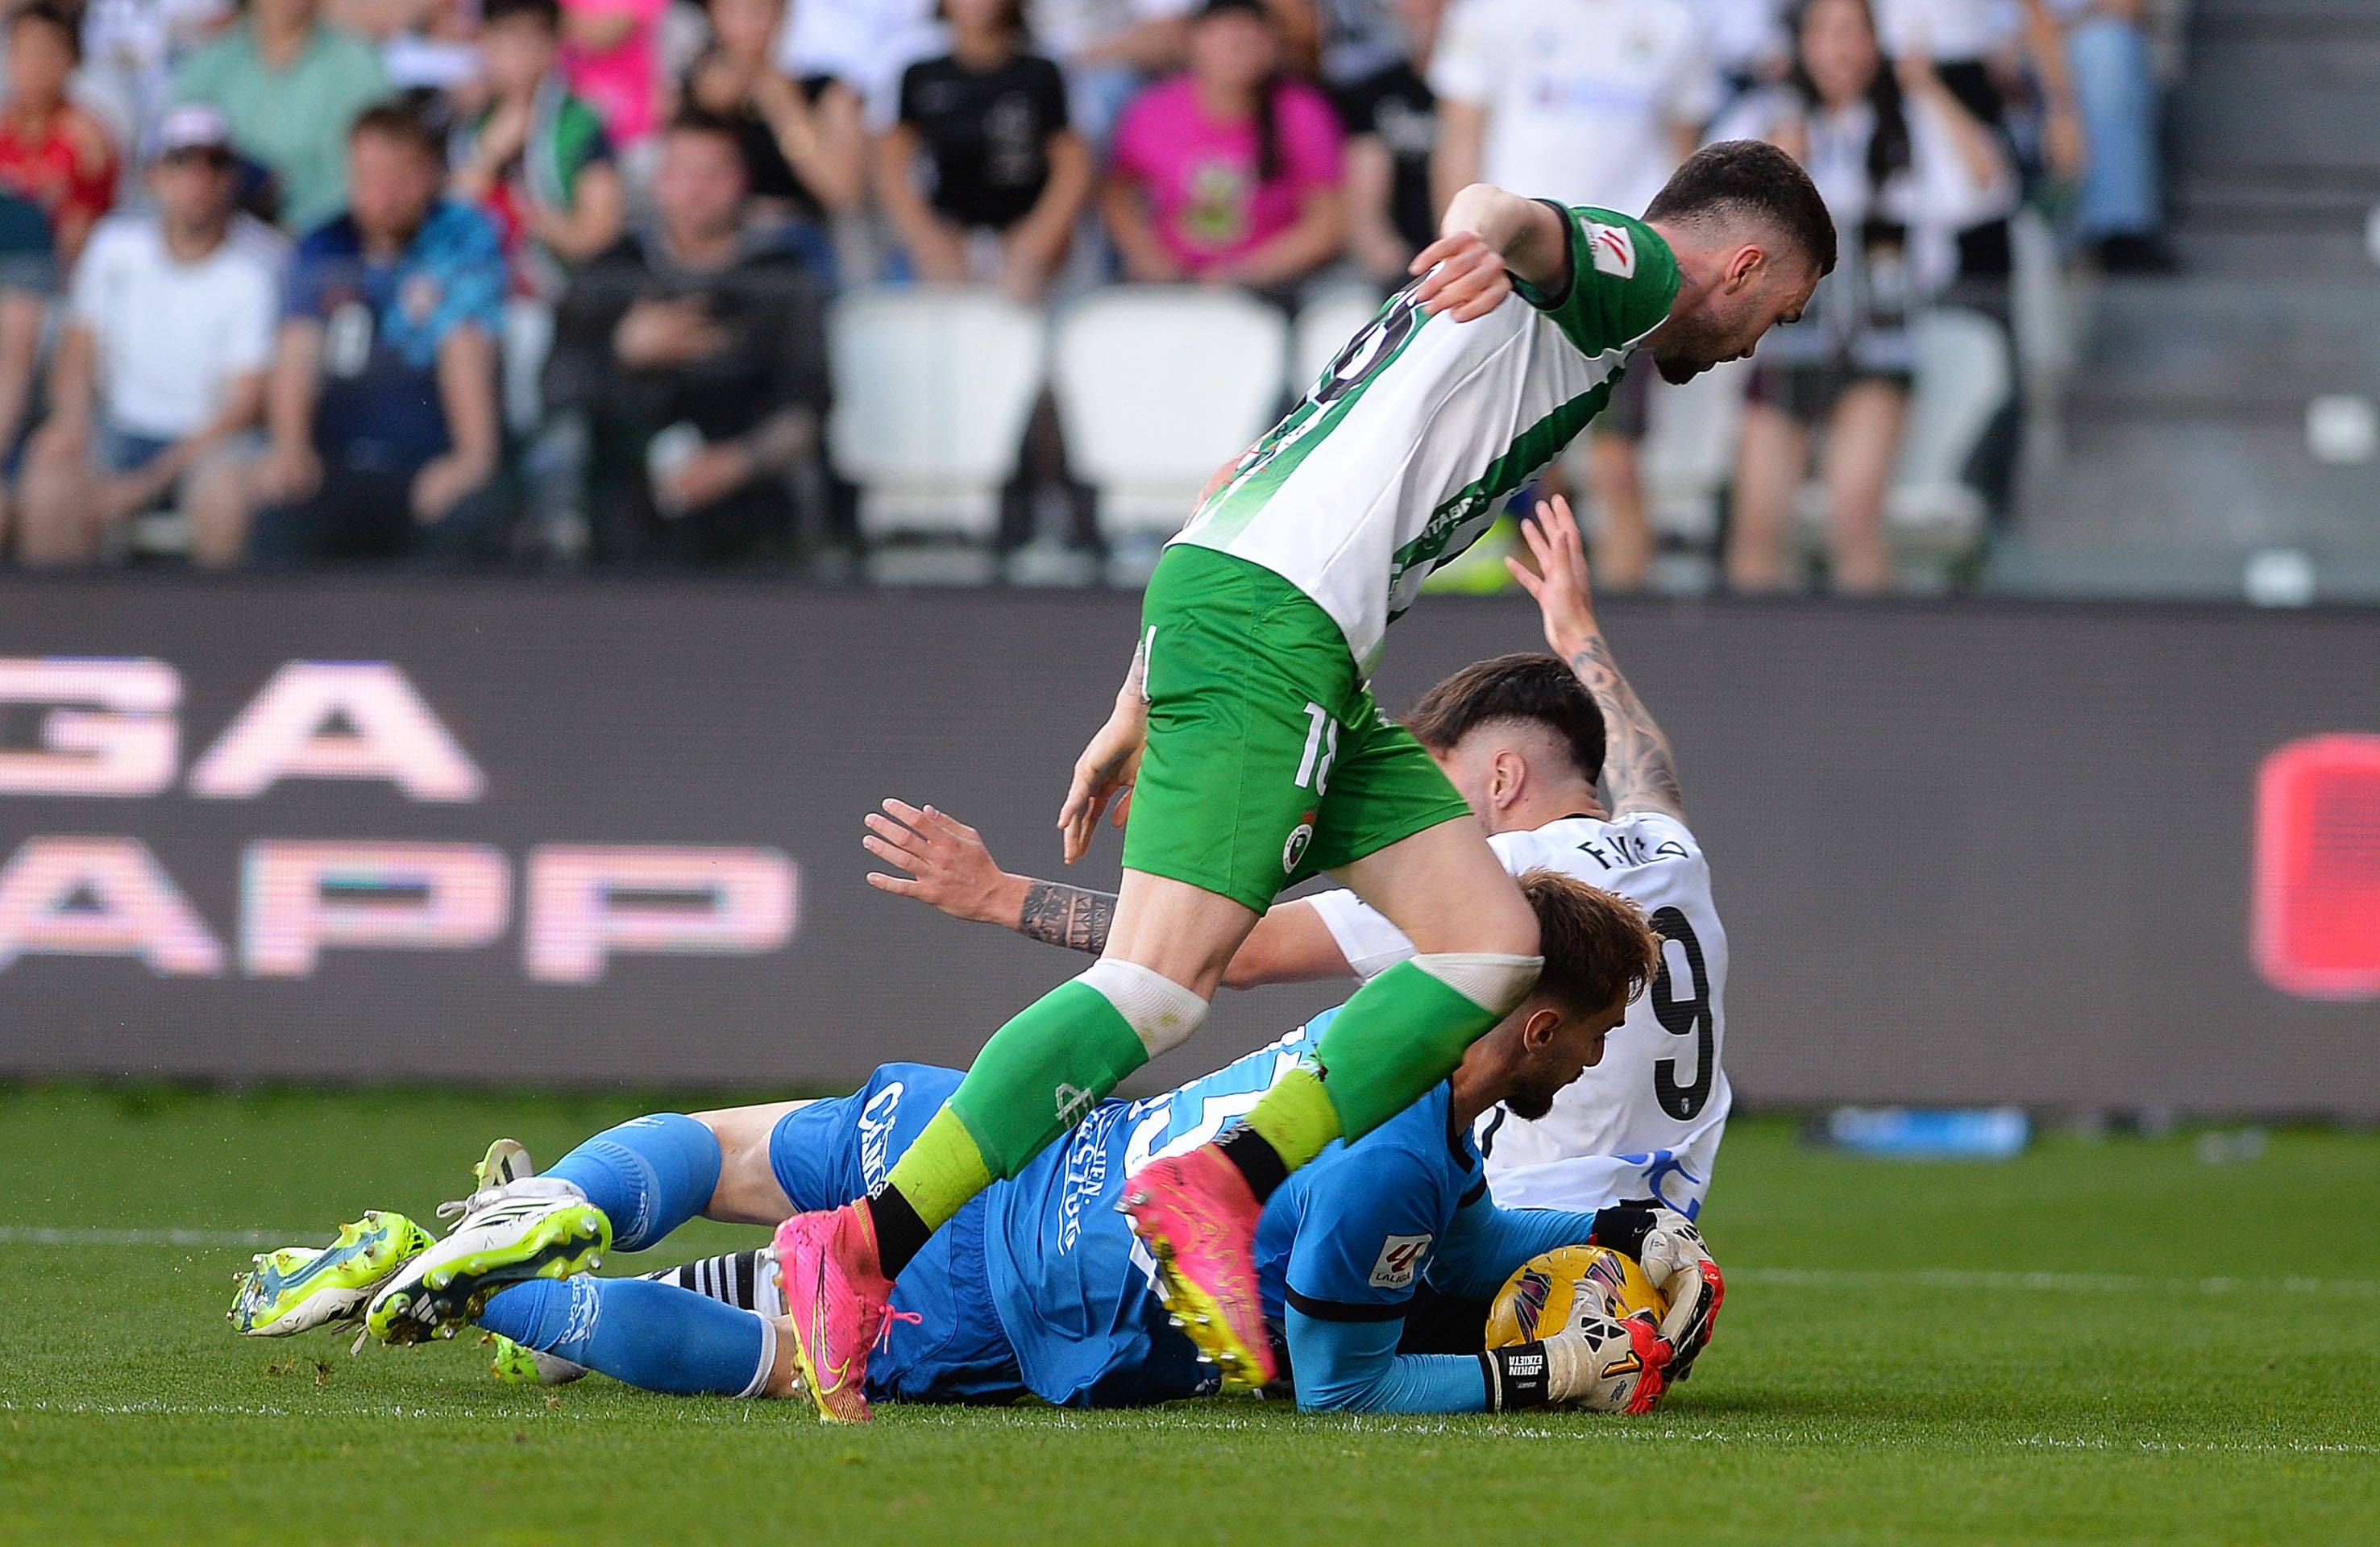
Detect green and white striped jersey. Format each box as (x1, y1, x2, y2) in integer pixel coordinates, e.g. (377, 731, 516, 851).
(1171, 205, 1680, 677)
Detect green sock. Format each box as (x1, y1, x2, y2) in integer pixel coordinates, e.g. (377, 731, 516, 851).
(941, 978, 1153, 1181)
(1257, 957, 1507, 1151)
(878, 1106, 993, 1234)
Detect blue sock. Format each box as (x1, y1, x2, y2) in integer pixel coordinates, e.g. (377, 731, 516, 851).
(479, 1278, 774, 1398)
(545, 1114, 721, 1252)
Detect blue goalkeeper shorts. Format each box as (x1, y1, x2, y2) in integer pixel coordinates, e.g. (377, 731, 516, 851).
(769, 1064, 1028, 1404)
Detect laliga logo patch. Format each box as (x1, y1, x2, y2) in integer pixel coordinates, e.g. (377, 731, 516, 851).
(1282, 816, 1315, 874)
(1368, 1233, 1432, 1290)
(1588, 222, 1637, 278)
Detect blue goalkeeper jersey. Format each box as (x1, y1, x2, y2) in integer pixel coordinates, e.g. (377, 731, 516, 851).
(778, 1010, 1502, 1407)
(982, 1006, 1486, 1406)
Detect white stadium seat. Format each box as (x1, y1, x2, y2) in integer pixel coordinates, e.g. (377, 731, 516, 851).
(1639, 358, 1753, 549)
(1290, 283, 1386, 399)
(1886, 306, 2012, 557)
(1050, 286, 1290, 581)
(827, 284, 1049, 575)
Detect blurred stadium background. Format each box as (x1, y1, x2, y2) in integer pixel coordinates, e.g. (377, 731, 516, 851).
(0, 0, 2371, 1113)
(2, 2, 2378, 1539)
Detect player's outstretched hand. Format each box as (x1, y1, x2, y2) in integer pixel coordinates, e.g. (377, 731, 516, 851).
(1058, 700, 1147, 865)
(862, 799, 1014, 925)
(1410, 230, 1514, 323)
(1506, 496, 1601, 657)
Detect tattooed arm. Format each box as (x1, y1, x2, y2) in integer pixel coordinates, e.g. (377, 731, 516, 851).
(863, 799, 1107, 944)
(864, 798, 1353, 979)
(1506, 497, 1686, 819)
(1017, 877, 1118, 952)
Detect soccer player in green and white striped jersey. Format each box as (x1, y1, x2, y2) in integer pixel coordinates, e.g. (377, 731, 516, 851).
(767, 142, 1835, 1421)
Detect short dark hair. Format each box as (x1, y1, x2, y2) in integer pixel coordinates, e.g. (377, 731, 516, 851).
(10, 2, 81, 61)
(666, 106, 750, 168)
(1404, 652, 1605, 786)
(482, 0, 562, 29)
(348, 99, 445, 160)
(1520, 869, 1664, 1018)
(1644, 139, 1838, 277)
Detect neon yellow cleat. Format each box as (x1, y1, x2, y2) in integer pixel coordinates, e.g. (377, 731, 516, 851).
(366, 1188, 610, 1346)
(229, 1211, 434, 1337)
(487, 1333, 588, 1385)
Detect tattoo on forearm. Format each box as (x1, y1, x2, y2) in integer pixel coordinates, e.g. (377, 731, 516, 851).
(1566, 636, 1684, 816)
(1018, 881, 1117, 955)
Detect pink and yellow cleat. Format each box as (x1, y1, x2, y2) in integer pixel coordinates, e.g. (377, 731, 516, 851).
(770, 1203, 892, 1423)
(1122, 1145, 1277, 1393)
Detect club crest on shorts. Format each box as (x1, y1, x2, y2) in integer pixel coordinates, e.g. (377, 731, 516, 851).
(1282, 816, 1315, 873)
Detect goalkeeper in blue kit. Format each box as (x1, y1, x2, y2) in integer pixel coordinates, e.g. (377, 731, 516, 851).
(240, 872, 1722, 1413)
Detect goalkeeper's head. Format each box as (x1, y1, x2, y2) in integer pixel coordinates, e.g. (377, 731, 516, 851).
(1463, 869, 1663, 1120)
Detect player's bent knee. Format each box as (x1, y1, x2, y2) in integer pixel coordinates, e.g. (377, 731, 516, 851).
(1410, 952, 1543, 1016)
(1080, 958, 1209, 1057)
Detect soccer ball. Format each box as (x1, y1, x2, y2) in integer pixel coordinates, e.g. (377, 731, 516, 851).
(1486, 1243, 1668, 1344)
(1485, 1244, 1672, 1413)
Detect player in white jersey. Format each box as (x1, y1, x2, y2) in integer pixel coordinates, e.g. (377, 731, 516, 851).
(865, 494, 1725, 1221)
(1303, 502, 1725, 1218)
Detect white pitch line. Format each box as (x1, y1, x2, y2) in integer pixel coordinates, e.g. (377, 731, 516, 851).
(6, 1230, 2378, 1302)
(0, 1227, 294, 1246)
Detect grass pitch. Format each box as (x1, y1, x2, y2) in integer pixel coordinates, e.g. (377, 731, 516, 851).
(2, 1085, 2376, 1546)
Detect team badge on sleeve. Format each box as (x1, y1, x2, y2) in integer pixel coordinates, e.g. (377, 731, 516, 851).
(1588, 223, 1637, 278)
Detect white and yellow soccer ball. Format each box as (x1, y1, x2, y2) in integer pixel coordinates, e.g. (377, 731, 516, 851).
(1485, 1245, 1673, 1413)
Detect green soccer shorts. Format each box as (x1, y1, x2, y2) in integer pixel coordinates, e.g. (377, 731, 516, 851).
(1120, 545, 1475, 915)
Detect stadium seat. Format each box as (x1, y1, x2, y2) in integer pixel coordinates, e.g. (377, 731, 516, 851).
(1290, 282, 1386, 399)
(1640, 359, 1753, 551)
(1886, 307, 2013, 562)
(827, 284, 1049, 581)
(501, 297, 555, 439)
(1050, 286, 1290, 585)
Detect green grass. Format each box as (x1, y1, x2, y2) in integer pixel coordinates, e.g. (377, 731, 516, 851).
(2, 1087, 2377, 1545)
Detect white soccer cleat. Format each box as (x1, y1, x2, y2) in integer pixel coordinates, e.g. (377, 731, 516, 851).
(365, 1178, 610, 1346)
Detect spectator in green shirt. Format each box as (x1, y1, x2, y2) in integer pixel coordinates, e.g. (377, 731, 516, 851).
(169, 0, 389, 234)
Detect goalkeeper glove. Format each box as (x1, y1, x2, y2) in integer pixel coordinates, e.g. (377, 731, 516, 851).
(1589, 1199, 1726, 1381)
(1481, 1305, 1672, 1414)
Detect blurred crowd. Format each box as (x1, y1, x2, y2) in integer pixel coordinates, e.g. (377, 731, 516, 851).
(0, 0, 2179, 585)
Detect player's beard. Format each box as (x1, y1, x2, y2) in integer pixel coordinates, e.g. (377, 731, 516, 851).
(1650, 310, 1737, 384)
(1502, 1079, 1563, 1122)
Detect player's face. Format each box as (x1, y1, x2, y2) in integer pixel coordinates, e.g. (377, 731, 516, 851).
(1648, 255, 1820, 384)
(1506, 992, 1628, 1119)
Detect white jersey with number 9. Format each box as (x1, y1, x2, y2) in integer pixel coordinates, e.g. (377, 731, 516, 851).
(1305, 811, 1730, 1218)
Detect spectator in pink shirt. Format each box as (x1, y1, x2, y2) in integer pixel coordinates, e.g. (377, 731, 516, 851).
(560, 0, 668, 146)
(1103, 0, 1344, 292)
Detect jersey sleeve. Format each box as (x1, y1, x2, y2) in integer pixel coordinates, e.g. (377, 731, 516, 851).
(1303, 886, 1413, 980)
(1306, 831, 1546, 979)
(64, 223, 110, 325)
(1276, 81, 1344, 193)
(1283, 1307, 1489, 1412)
(1029, 56, 1071, 133)
(1511, 205, 1682, 359)
(1424, 1190, 1605, 1300)
(1282, 1134, 1451, 1321)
